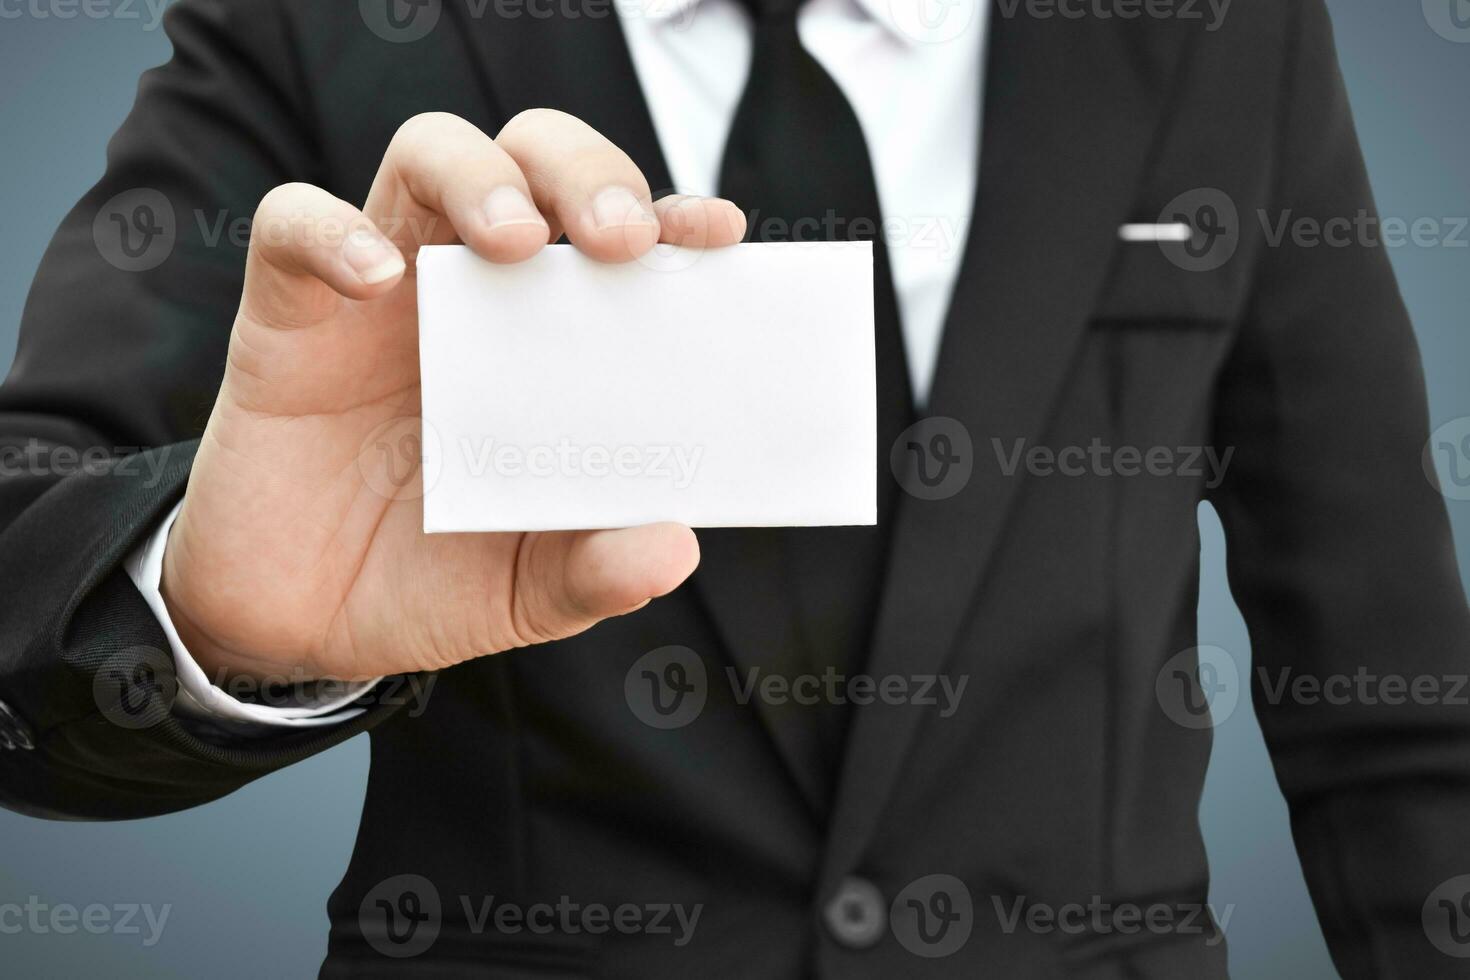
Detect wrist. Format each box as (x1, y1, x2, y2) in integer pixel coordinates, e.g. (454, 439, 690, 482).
(158, 510, 277, 686)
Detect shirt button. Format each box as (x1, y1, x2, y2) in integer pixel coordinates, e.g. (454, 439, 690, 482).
(0, 699, 35, 751)
(823, 876, 886, 949)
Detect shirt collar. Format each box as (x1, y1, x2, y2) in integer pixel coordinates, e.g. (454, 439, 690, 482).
(622, 0, 951, 49)
(617, 0, 709, 27)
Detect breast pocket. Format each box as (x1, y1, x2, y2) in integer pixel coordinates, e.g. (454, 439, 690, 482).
(1085, 237, 1243, 453)
(1091, 234, 1239, 327)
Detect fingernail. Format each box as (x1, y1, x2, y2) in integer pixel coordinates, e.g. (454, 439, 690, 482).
(343, 228, 404, 285)
(592, 186, 657, 232)
(719, 199, 750, 240)
(483, 185, 547, 231)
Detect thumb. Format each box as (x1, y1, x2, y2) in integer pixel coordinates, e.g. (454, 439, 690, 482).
(513, 524, 700, 644)
(238, 182, 404, 332)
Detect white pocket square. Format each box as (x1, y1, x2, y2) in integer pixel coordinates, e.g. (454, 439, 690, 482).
(1118, 222, 1193, 243)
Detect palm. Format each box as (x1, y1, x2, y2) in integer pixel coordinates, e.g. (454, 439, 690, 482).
(170, 283, 645, 681)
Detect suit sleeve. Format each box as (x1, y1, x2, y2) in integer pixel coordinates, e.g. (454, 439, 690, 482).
(1208, 1, 1470, 975)
(0, 0, 405, 821)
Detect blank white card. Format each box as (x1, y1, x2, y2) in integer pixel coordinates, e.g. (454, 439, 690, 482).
(416, 242, 876, 532)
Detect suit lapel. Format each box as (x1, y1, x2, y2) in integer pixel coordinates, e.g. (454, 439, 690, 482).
(820, 6, 1190, 883)
(694, 528, 833, 818)
(457, 2, 830, 819)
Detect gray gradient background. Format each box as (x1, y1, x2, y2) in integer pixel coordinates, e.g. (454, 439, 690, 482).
(0, 2, 1467, 977)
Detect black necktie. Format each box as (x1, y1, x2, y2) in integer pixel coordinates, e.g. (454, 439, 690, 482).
(718, 0, 914, 766)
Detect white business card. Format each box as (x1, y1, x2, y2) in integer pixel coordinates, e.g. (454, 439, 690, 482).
(416, 241, 876, 532)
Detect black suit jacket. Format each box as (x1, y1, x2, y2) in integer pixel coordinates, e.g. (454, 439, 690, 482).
(2, 0, 1468, 976)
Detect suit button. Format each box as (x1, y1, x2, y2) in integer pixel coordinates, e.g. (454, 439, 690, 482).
(0, 699, 34, 750)
(824, 876, 886, 949)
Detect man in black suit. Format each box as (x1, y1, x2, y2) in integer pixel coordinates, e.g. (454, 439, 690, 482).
(0, 0, 1467, 976)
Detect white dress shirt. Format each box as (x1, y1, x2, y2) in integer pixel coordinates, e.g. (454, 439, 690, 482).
(125, 0, 988, 728)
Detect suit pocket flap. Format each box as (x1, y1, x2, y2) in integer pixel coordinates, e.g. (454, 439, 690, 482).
(1091, 237, 1239, 325)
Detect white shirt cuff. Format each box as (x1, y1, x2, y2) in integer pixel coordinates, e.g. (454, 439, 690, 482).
(123, 500, 380, 730)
